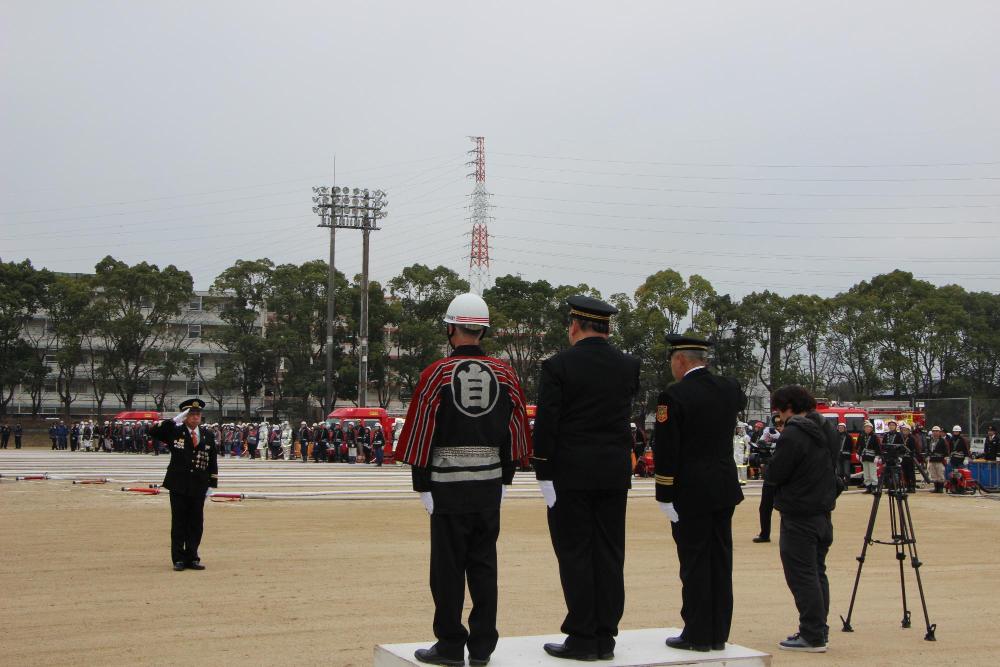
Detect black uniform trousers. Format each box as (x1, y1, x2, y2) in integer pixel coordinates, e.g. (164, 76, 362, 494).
(901, 456, 918, 489)
(430, 509, 501, 661)
(670, 506, 735, 647)
(838, 456, 853, 482)
(758, 483, 776, 539)
(778, 512, 833, 645)
(168, 491, 206, 565)
(547, 489, 627, 655)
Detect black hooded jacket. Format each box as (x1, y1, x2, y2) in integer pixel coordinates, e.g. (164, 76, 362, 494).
(766, 411, 840, 516)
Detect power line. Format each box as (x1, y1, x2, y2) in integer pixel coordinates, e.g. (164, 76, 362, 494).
(496, 216, 1000, 241)
(490, 176, 1000, 210)
(491, 233, 999, 264)
(492, 151, 1000, 169)
(0, 153, 465, 215)
(488, 255, 842, 294)
(493, 199, 997, 226)
(489, 161, 1000, 183)
(488, 169, 1000, 197)
(488, 243, 1000, 280)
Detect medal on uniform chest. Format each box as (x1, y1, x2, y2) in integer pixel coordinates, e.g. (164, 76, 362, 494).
(656, 405, 669, 423)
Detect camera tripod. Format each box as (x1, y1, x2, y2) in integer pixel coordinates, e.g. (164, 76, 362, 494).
(841, 462, 936, 641)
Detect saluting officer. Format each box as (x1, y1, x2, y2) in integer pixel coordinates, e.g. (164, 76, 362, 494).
(149, 398, 218, 571)
(532, 295, 641, 662)
(654, 334, 745, 653)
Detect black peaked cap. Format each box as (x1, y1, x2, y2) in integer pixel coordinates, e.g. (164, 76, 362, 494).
(567, 295, 617, 323)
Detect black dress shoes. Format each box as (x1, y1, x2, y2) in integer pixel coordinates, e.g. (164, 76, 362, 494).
(172, 562, 185, 571)
(752, 535, 770, 543)
(187, 561, 206, 570)
(543, 642, 598, 661)
(469, 657, 490, 666)
(665, 636, 710, 652)
(413, 647, 464, 666)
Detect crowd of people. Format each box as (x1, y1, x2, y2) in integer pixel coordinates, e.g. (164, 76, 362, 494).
(737, 416, 999, 495)
(30, 418, 389, 465)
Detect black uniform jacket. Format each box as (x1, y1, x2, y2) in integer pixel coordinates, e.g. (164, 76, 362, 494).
(653, 367, 745, 514)
(532, 336, 641, 491)
(766, 412, 839, 516)
(928, 436, 948, 462)
(149, 420, 218, 497)
(984, 434, 999, 461)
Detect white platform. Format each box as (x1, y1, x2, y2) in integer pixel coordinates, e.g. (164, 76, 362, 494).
(375, 628, 770, 666)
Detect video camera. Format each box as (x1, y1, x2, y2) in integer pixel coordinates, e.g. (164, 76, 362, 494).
(748, 436, 775, 467)
(880, 439, 912, 466)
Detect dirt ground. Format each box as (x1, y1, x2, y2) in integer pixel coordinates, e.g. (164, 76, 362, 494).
(3, 454, 999, 666)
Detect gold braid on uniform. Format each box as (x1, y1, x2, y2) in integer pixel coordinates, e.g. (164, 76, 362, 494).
(655, 474, 674, 485)
(569, 308, 611, 322)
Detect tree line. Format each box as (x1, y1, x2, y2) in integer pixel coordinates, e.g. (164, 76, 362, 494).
(2, 256, 998, 422)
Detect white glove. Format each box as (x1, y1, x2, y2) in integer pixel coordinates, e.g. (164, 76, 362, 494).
(172, 408, 190, 426)
(501, 485, 508, 502)
(538, 480, 557, 508)
(205, 489, 211, 498)
(659, 501, 679, 523)
(419, 491, 434, 515)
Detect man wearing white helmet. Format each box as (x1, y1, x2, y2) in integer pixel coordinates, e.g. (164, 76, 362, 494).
(858, 421, 879, 494)
(397, 292, 532, 667)
(949, 425, 969, 469)
(926, 426, 949, 493)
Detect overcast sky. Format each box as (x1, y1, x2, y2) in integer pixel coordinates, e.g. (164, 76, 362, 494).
(3, 1, 999, 300)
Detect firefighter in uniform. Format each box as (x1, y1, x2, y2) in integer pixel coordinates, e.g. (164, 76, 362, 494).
(396, 293, 532, 667)
(984, 424, 999, 462)
(654, 334, 745, 652)
(927, 426, 949, 493)
(532, 296, 641, 662)
(149, 398, 218, 571)
(835, 423, 854, 484)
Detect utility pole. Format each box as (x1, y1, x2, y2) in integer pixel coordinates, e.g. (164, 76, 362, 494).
(358, 226, 370, 407)
(325, 222, 336, 415)
(312, 186, 388, 411)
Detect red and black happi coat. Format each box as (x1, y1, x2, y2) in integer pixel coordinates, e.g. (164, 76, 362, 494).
(396, 348, 532, 469)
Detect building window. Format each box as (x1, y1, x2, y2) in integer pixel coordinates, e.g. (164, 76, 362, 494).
(135, 379, 150, 394)
(186, 381, 202, 396)
(189, 295, 203, 311)
(188, 324, 201, 339)
(43, 378, 58, 393)
(44, 319, 57, 334)
(189, 353, 203, 368)
(44, 354, 57, 370)
(140, 297, 152, 309)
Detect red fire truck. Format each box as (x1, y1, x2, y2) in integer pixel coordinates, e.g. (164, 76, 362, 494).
(815, 402, 868, 442)
(864, 406, 926, 431)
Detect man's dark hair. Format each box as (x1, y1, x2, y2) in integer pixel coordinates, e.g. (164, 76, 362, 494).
(450, 323, 486, 340)
(771, 385, 817, 414)
(573, 316, 610, 335)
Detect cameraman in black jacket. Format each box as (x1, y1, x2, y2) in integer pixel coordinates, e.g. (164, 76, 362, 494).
(765, 385, 840, 654)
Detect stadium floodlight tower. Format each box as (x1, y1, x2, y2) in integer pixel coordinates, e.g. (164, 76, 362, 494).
(312, 186, 389, 412)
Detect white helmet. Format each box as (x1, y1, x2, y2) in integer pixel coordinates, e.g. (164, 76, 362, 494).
(443, 293, 490, 330)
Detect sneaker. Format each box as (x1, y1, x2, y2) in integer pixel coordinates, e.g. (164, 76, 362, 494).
(779, 633, 826, 653)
